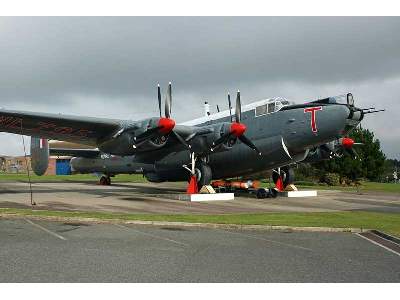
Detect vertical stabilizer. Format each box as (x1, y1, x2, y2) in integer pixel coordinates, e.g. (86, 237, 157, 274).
(30, 137, 49, 176)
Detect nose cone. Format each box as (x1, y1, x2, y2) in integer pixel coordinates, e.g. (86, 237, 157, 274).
(230, 122, 246, 137)
(158, 117, 175, 134)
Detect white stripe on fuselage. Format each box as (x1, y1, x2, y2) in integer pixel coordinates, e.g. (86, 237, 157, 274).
(180, 98, 288, 126)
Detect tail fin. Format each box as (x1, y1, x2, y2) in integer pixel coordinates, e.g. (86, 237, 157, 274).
(30, 137, 49, 176)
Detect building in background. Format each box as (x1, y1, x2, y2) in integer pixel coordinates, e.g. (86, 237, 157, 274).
(0, 155, 71, 175)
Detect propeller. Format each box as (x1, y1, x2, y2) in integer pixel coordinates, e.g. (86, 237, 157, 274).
(335, 137, 363, 160)
(157, 84, 162, 117)
(165, 82, 172, 119)
(133, 82, 176, 145)
(228, 93, 232, 122)
(211, 91, 261, 155)
(235, 91, 241, 123)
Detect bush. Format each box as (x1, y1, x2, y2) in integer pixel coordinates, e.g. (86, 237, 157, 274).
(322, 173, 341, 186)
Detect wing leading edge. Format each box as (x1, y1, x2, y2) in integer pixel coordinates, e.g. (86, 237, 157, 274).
(0, 109, 123, 146)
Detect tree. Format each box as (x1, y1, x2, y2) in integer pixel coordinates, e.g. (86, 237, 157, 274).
(315, 127, 386, 182)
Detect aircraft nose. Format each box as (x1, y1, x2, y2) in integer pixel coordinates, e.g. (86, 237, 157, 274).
(318, 104, 351, 138)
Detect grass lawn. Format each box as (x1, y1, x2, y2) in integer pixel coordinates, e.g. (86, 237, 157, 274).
(295, 181, 400, 194)
(1, 208, 399, 238)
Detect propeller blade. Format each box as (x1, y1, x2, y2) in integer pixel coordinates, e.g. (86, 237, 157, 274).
(165, 82, 172, 118)
(157, 84, 162, 117)
(210, 132, 231, 151)
(235, 90, 241, 123)
(239, 135, 262, 155)
(216, 105, 220, 113)
(172, 130, 191, 150)
(228, 93, 232, 122)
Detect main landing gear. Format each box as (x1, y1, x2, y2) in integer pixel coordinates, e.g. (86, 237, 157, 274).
(183, 153, 212, 194)
(99, 175, 111, 186)
(272, 166, 295, 191)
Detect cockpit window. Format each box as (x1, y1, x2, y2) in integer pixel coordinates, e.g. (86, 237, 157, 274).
(254, 98, 292, 117)
(267, 102, 275, 113)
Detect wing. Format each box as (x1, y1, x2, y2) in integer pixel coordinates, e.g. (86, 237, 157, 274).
(0, 108, 123, 146)
(49, 148, 101, 158)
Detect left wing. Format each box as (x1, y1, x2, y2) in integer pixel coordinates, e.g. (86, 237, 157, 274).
(0, 108, 124, 146)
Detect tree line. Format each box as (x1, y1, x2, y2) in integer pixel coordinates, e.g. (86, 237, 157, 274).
(296, 127, 395, 184)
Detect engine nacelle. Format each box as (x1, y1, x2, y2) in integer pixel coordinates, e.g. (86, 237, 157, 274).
(98, 132, 168, 156)
(30, 137, 49, 176)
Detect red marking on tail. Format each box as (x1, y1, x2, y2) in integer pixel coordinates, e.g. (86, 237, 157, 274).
(39, 138, 47, 149)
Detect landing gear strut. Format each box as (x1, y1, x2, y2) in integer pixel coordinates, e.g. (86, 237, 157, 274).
(99, 175, 111, 186)
(183, 153, 212, 194)
(272, 166, 294, 191)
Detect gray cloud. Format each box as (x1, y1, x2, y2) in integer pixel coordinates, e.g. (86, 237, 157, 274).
(0, 17, 399, 158)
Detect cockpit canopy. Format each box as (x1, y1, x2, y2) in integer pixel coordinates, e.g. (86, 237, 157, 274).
(254, 97, 294, 117)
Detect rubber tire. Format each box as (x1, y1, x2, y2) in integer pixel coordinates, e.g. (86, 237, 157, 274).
(100, 176, 111, 186)
(256, 188, 268, 199)
(195, 163, 212, 190)
(269, 188, 278, 198)
(272, 167, 295, 189)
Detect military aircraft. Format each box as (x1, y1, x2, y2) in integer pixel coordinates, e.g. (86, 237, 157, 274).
(1, 83, 382, 193)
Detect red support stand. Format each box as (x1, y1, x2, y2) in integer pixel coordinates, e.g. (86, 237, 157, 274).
(186, 175, 198, 194)
(275, 176, 284, 192)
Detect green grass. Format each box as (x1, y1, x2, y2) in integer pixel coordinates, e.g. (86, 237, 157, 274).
(1, 208, 399, 237)
(0, 173, 148, 183)
(295, 181, 400, 194)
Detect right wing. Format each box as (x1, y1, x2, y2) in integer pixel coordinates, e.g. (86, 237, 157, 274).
(0, 108, 125, 146)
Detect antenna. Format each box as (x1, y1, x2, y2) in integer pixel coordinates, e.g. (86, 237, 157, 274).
(204, 101, 210, 116)
(20, 120, 35, 206)
(216, 105, 220, 113)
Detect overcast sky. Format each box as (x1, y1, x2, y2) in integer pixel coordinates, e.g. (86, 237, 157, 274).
(0, 17, 399, 158)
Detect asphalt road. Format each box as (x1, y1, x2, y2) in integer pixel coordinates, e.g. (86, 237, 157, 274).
(0, 181, 399, 214)
(0, 218, 399, 282)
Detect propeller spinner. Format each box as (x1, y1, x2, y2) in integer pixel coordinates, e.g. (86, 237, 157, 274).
(211, 91, 261, 155)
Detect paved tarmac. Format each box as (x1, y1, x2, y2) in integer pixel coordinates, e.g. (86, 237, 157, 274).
(0, 181, 399, 214)
(0, 218, 399, 282)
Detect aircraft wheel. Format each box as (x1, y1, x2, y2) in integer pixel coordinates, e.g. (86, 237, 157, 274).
(272, 167, 295, 189)
(195, 163, 212, 190)
(100, 175, 111, 186)
(256, 188, 268, 199)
